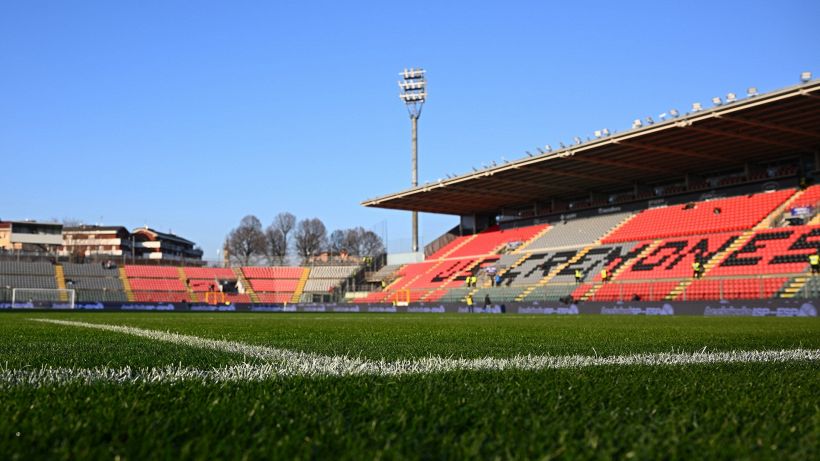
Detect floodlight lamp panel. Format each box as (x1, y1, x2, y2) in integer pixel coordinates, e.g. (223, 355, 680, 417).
(801, 71, 812, 82)
(692, 102, 702, 111)
(747, 87, 758, 97)
(712, 96, 722, 105)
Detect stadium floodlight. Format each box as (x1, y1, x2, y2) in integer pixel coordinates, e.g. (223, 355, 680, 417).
(801, 71, 812, 83)
(559, 142, 567, 148)
(398, 67, 427, 253)
(594, 130, 602, 138)
(602, 128, 610, 136)
(632, 119, 643, 129)
(545, 144, 553, 152)
(726, 92, 737, 103)
(712, 96, 723, 106)
(669, 109, 680, 118)
(692, 102, 703, 112)
(573, 136, 582, 145)
(645, 116, 654, 125)
(747, 87, 758, 97)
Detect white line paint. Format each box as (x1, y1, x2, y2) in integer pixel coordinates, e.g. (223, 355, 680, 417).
(5, 318, 815, 387)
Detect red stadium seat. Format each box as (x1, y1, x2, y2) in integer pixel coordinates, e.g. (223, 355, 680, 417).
(603, 190, 794, 243)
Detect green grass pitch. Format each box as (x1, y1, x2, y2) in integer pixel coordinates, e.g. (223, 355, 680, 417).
(1, 312, 818, 459)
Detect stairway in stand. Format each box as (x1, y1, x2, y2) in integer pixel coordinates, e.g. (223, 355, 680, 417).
(511, 226, 553, 254)
(665, 231, 754, 300)
(54, 264, 68, 301)
(420, 258, 485, 301)
(517, 245, 595, 301)
(583, 240, 662, 301)
(291, 268, 311, 303)
(779, 273, 811, 298)
(233, 267, 259, 303)
(177, 267, 197, 302)
(119, 267, 135, 302)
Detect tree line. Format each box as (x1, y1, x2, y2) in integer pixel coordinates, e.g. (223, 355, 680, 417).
(224, 213, 385, 265)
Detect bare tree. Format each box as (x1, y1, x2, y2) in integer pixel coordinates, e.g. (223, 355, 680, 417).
(329, 229, 347, 257)
(273, 212, 296, 258)
(342, 227, 364, 256)
(225, 215, 266, 265)
(264, 226, 287, 265)
(339, 227, 385, 257)
(359, 229, 385, 257)
(294, 218, 327, 263)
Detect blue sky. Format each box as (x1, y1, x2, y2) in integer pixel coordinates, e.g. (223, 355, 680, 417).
(1, 1, 818, 260)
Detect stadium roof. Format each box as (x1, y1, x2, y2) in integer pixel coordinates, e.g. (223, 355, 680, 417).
(363, 80, 820, 215)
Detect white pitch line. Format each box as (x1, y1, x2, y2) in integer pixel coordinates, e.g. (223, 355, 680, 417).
(6, 318, 816, 387)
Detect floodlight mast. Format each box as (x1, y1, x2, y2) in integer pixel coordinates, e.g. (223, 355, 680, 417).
(399, 67, 427, 253)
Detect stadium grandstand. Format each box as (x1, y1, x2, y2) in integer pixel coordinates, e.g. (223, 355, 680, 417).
(360, 77, 820, 304)
(2, 78, 820, 307)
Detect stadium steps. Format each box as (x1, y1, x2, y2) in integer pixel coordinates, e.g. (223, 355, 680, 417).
(420, 258, 484, 301)
(291, 268, 311, 303)
(118, 267, 135, 302)
(586, 240, 663, 301)
(54, 264, 68, 301)
(486, 253, 531, 287)
(477, 234, 551, 288)
(610, 240, 662, 280)
(580, 282, 604, 302)
(178, 267, 198, 302)
(666, 231, 754, 300)
(758, 190, 798, 228)
(516, 245, 594, 301)
(511, 226, 553, 254)
(665, 280, 695, 301)
(778, 275, 810, 298)
(232, 267, 259, 303)
(702, 230, 755, 276)
(598, 213, 637, 241)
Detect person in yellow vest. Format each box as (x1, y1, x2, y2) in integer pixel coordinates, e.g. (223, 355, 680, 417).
(809, 252, 820, 275)
(575, 269, 583, 284)
(466, 294, 474, 313)
(601, 268, 609, 283)
(381, 280, 387, 289)
(692, 259, 703, 279)
(470, 275, 477, 287)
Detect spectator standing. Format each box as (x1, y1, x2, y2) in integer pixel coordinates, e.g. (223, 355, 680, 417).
(810, 252, 820, 275)
(692, 259, 703, 279)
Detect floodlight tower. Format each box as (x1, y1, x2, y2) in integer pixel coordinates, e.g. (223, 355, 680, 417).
(399, 67, 427, 253)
